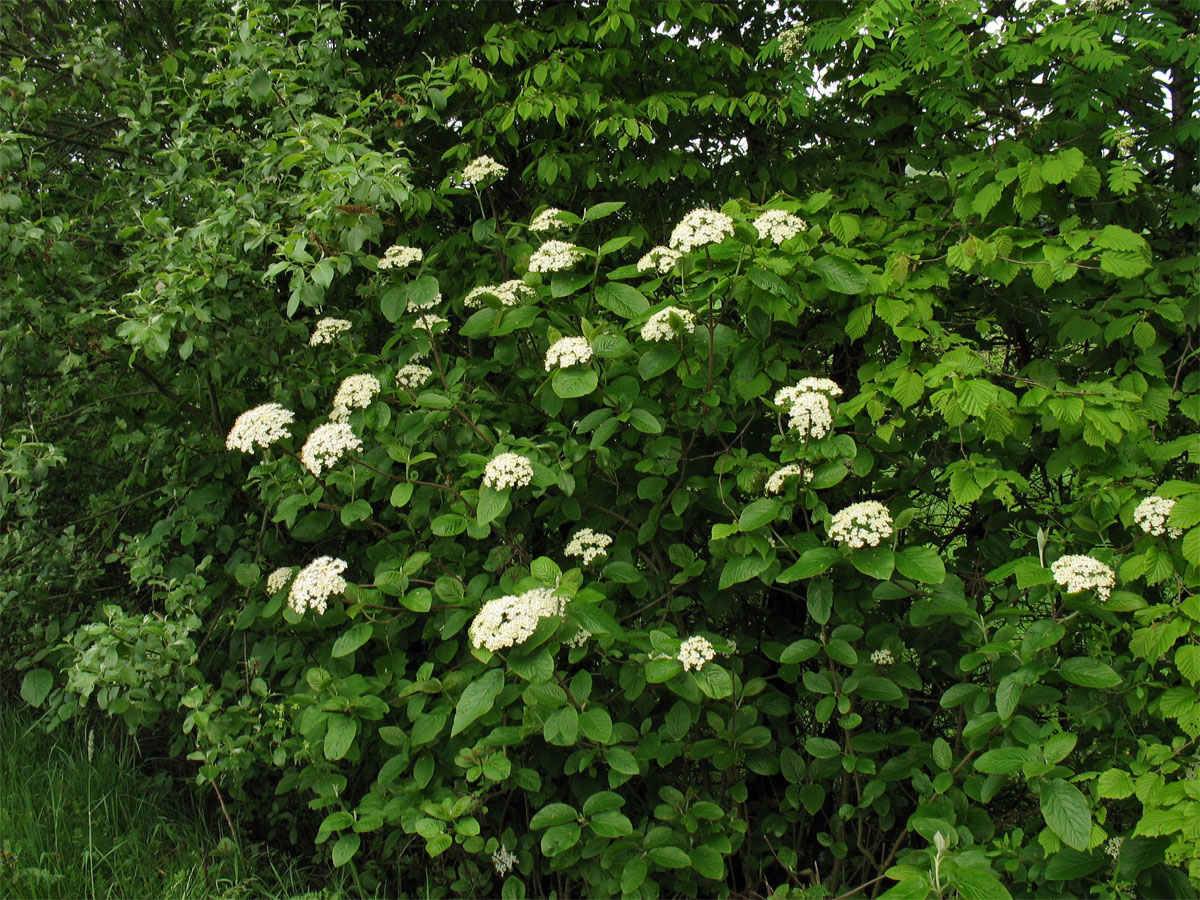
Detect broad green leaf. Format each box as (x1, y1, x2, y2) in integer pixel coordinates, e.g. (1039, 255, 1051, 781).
(780, 639, 820, 664)
(1059, 657, 1121, 689)
(648, 846, 691, 868)
(739, 498, 780, 531)
(1041, 778, 1092, 851)
(814, 255, 867, 294)
(451, 668, 504, 736)
(895, 546, 945, 583)
(20, 669, 52, 707)
(530, 802, 578, 829)
(331, 832, 360, 867)
(638, 343, 681, 379)
(584, 200, 625, 220)
(719, 555, 769, 589)
(974, 747, 1031, 774)
(324, 714, 357, 760)
(850, 546, 894, 580)
(589, 809, 633, 837)
(777, 547, 841, 582)
(551, 366, 598, 398)
(596, 282, 649, 318)
(690, 845, 726, 881)
(1097, 769, 1135, 799)
(540, 822, 581, 856)
(331, 622, 372, 657)
(476, 486, 509, 525)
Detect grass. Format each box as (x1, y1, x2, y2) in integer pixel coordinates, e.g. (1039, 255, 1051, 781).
(0, 705, 351, 900)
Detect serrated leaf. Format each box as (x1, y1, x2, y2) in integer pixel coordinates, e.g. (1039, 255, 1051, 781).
(331, 622, 372, 658)
(1042, 778, 1092, 851)
(972, 182, 1003, 218)
(1100, 249, 1150, 278)
(1041, 147, 1085, 185)
(719, 555, 770, 589)
(596, 282, 649, 318)
(20, 669, 52, 707)
(829, 213, 860, 243)
(974, 747, 1030, 774)
(1060, 657, 1121, 688)
(814, 255, 867, 294)
(1094, 224, 1147, 251)
(1097, 769, 1135, 799)
(890, 371, 925, 408)
(451, 668, 504, 737)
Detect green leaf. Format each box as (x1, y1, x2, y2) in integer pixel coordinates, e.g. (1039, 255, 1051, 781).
(589, 809, 633, 837)
(850, 546, 894, 580)
(331, 622, 372, 658)
(974, 747, 1031, 774)
(579, 707, 613, 743)
(431, 513, 468, 536)
(627, 408, 663, 434)
(780, 639, 820, 664)
(324, 714, 357, 760)
(603, 561, 642, 583)
(584, 201, 626, 221)
(20, 669, 52, 707)
(451, 668, 504, 736)
(1041, 778, 1092, 852)
(951, 867, 1012, 900)
(596, 282, 649, 318)
(1100, 249, 1150, 278)
(604, 746, 639, 775)
(638, 343, 681, 379)
(621, 857, 648, 894)
(476, 486, 509, 526)
(1097, 769, 1135, 799)
(1044, 847, 1103, 881)
(777, 547, 841, 582)
(890, 371, 925, 408)
(389, 482, 414, 508)
(540, 823, 581, 856)
(829, 213, 860, 243)
(805, 736, 841, 759)
(739, 498, 781, 531)
(1041, 147, 1084, 185)
(530, 803, 578, 829)
(690, 845, 726, 881)
(1094, 224, 1147, 252)
(648, 846, 691, 868)
(813, 255, 867, 294)
(695, 664, 733, 699)
(551, 366, 598, 398)
(331, 832, 360, 867)
(1059, 657, 1121, 689)
(340, 499, 372, 526)
(248, 69, 273, 101)
(1176, 645, 1200, 684)
(719, 555, 769, 589)
(234, 563, 260, 587)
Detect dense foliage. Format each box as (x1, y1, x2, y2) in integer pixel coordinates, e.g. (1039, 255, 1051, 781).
(3, 1, 1197, 897)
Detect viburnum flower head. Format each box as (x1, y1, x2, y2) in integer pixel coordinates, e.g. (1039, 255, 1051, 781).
(226, 402, 295, 453)
(1051, 554, 1115, 602)
(287, 556, 347, 615)
(1133, 495, 1181, 537)
(765, 463, 813, 495)
(464, 280, 534, 308)
(469, 587, 566, 652)
(544, 336, 592, 370)
(678, 635, 716, 672)
(871, 648, 895, 666)
(565, 528, 613, 565)
(300, 422, 363, 476)
(376, 244, 423, 270)
(461, 155, 507, 184)
(528, 240, 585, 273)
(330, 373, 381, 422)
(787, 392, 834, 441)
(754, 209, 808, 245)
(309, 317, 351, 346)
(636, 245, 682, 275)
(530, 208, 566, 233)
(775, 378, 843, 408)
(641, 306, 696, 342)
(829, 501, 894, 548)
(412, 313, 448, 331)
(407, 292, 441, 311)
(266, 567, 293, 595)
(395, 363, 432, 390)
(482, 452, 534, 490)
(778, 23, 808, 61)
(493, 845, 518, 877)
(669, 207, 735, 253)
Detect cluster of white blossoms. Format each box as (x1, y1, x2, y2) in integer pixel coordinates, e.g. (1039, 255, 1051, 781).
(300, 422, 363, 476)
(636, 245, 682, 275)
(395, 363, 432, 390)
(787, 392, 834, 441)
(1133, 495, 1181, 537)
(774, 377, 843, 408)
(412, 313, 448, 331)
(529, 208, 566, 232)
(309, 317, 351, 346)
(765, 464, 812, 495)
(778, 23, 808, 62)
(226, 402, 295, 453)
(287, 556, 347, 615)
(464, 280, 534, 308)
(407, 292, 441, 311)
(678, 635, 716, 672)
(567, 628, 592, 648)
(871, 649, 895, 666)
(330, 374, 381, 422)
(829, 501, 894, 548)
(1051, 554, 1115, 602)
(544, 336, 593, 370)
(482, 453, 534, 490)
(266, 566, 293, 595)
(376, 244, 423, 270)
(469, 587, 566, 652)
(669, 207, 734, 253)
(640, 306, 696, 342)
(1104, 836, 1123, 860)
(754, 209, 807, 245)
(528, 240, 585, 273)
(492, 845, 518, 877)
(565, 528, 613, 565)
(461, 155, 508, 184)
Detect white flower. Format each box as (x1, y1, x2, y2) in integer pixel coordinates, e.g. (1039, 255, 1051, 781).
(465, 280, 535, 308)
(754, 209, 807, 245)
(288, 556, 347, 615)
(408, 292, 442, 311)
(829, 501, 894, 549)
(636, 246, 682, 275)
(413, 313, 448, 331)
(376, 245, 423, 270)
(300, 422, 363, 476)
(678, 635, 716, 672)
(1134, 495, 1181, 537)
(470, 587, 566, 652)
(544, 336, 592, 370)
(871, 648, 894, 666)
(530, 208, 566, 233)
(765, 464, 812, 494)
(482, 453, 534, 490)
(565, 528, 613, 565)
(330, 374, 381, 422)
(528, 240, 585, 273)
(310, 317, 352, 346)
(226, 403, 296, 453)
(267, 567, 294, 595)
(493, 844, 518, 877)
(396, 363, 433, 390)
(462, 155, 508, 184)
(787, 392, 834, 441)
(774, 378, 843, 408)
(1051, 554, 1115, 602)
(640, 306, 696, 342)
(669, 207, 734, 253)
(567, 628, 592, 648)
(1104, 836, 1123, 860)
(778, 24, 808, 62)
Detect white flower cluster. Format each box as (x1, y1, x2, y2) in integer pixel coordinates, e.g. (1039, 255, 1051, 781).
(754, 209, 807, 245)
(871, 649, 895, 666)
(1104, 836, 1123, 860)
(774, 378, 843, 408)
(396, 363, 432, 390)
(636, 245, 682, 275)
(567, 628, 592, 648)
(678, 635, 716, 672)
(266, 567, 293, 595)
(787, 392, 834, 441)
(310, 317, 351, 346)
(530, 208, 566, 232)
(493, 844, 518, 877)
(528, 240, 585, 273)
(469, 587, 566, 652)
(300, 422, 363, 476)
(1051, 554, 1115, 602)
(330, 374, 381, 422)
(461, 155, 508, 184)
(778, 24, 808, 61)
(226, 402, 295, 453)
(765, 464, 812, 495)
(482, 453, 534, 490)
(377, 244, 423, 270)
(544, 336, 592, 370)
(287, 556, 347, 615)
(1134, 495, 1181, 537)
(669, 208, 734, 253)
(565, 528, 613, 565)
(413, 313, 448, 331)
(408, 292, 441, 311)
(465, 280, 534, 308)
(829, 501, 894, 548)
(640, 306, 696, 342)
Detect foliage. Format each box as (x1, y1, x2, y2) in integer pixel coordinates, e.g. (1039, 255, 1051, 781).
(2, 1, 1198, 898)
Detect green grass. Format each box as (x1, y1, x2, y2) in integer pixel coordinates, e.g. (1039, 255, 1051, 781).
(0, 705, 350, 900)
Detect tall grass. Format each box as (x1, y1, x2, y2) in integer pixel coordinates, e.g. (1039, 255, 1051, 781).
(0, 706, 347, 900)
